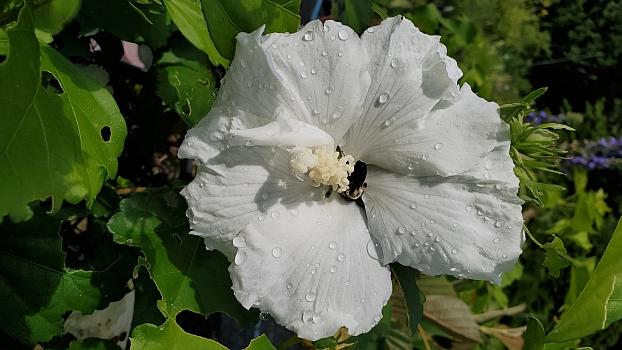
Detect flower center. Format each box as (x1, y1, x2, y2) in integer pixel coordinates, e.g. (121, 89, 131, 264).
(289, 146, 355, 193)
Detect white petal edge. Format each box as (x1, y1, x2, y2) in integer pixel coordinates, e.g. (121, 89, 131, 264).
(229, 198, 391, 340)
(363, 164, 523, 283)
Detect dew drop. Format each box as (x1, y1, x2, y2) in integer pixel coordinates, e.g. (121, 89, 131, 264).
(435, 237, 441, 243)
(272, 247, 282, 258)
(477, 210, 484, 216)
(502, 254, 507, 258)
(305, 292, 316, 302)
(337, 253, 345, 262)
(452, 223, 458, 230)
(366, 27, 376, 33)
(303, 31, 314, 41)
(302, 310, 314, 322)
(466, 205, 473, 212)
(451, 248, 458, 254)
(345, 280, 351, 286)
(484, 160, 493, 170)
(484, 173, 490, 179)
(493, 237, 500, 244)
(329, 241, 337, 250)
(366, 240, 379, 260)
(378, 92, 390, 104)
(325, 86, 334, 95)
(337, 51, 343, 57)
(397, 227, 406, 234)
(311, 269, 317, 275)
(312, 313, 320, 323)
(410, 203, 417, 209)
(311, 68, 317, 75)
(321, 50, 328, 57)
(430, 219, 435, 224)
(300, 72, 308, 79)
(286, 283, 293, 290)
(232, 236, 247, 248)
(234, 251, 247, 265)
(434, 143, 443, 151)
(390, 58, 399, 68)
(329, 265, 337, 273)
(258, 215, 265, 221)
(338, 30, 349, 40)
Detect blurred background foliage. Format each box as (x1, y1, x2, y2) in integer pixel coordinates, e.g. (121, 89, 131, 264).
(1, 0, 621, 349)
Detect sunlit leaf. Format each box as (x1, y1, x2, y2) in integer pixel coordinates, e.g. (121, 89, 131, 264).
(0, 5, 126, 222)
(199, 0, 301, 61)
(245, 334, 277, 350)
(542, 236, 571, 278)
(546, 218, 622, 342)
(130, 316, 227, 350)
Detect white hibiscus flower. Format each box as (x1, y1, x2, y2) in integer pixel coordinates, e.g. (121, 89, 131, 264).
(179, 16, 524, 340)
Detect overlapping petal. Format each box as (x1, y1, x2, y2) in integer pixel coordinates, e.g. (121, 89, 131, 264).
(229, 198, 391, 340)
(182, 145, 324, 256)
(363, 162, 523, 283)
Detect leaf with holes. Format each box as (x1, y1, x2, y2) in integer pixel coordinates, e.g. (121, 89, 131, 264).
(106, 187, 257, 326)
(155, 41, 217, 126)
(200, 0, 302, 61)
(0, 5, 126, 222)
(0, 207, 103, 345)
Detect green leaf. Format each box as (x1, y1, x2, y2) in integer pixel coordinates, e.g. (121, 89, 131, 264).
(546, 218, 622, 342)
(155, 40, 217, 126)
(106, 187, 257, 326)
(245, 334, 277, 350)
(343, 0, 372, 33)
(130, 317, 227, 350)
(522, 87, 548, 104)
(0, 208, 103, 345)
(162, 0, 229, 67)
(0, 5, 126, 222)
(542, 236, 571, 278)
(391, 264, 424, 335)
(33, 0, 81, 40)
(523, 316, 545, 350)
(79, 0, 172, 48)
(200, 0, 301, 61)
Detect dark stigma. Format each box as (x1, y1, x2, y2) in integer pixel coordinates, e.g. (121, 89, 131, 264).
(341, 160, 367, 208)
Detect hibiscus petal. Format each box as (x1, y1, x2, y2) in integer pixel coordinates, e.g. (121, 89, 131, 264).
(363, 163, 523, 283)
(182, 146, 323, 255)
(342, 16, 460, 160)
(229, 198, 391, 340)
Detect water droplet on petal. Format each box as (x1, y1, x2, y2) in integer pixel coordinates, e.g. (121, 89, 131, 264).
(286, 283, 293, 290)
(434, 143, 443, 151)
(325, 86, 333, 95)
(337, 253, 345, 262)
(305, 292, 316, 302)
(300, 72, 308, 79)
(311, 269, 317, 275)
(321, 50, 328, 57)
(484, 160, 493, 170)
(337, 51, 343, 57)
(451, 248, 458, 254)
(390, 58, 399, 68)
(410, 203, 417, 209)
(233, 236, 246, 248)
(397, 227, 406, 234)
(311, 68, 317, 75)
(234, 251, 247, 265)
(302, 310, 314, 322)
(271, 211, 280, 219)
(329, 265, 337, 273)
(366, 27, 376, 33)
(366, 240, 379, 260)
(374, 314, 381, 322)
(493, 237, 500, 244)
(378, 92, 390, 104)
(435, 237, 441, 243)
(338, 30, 349, 40)
(502, 254, 507, 258)
(303, 31, 314, 41)
(272, 247, 282, 258)
(329, 241, 337, 250)
(323, 23, 330, 32)
(258, 215, 265, 221)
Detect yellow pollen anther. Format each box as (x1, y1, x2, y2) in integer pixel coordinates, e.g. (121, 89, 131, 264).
(289, 147, 355, 192)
